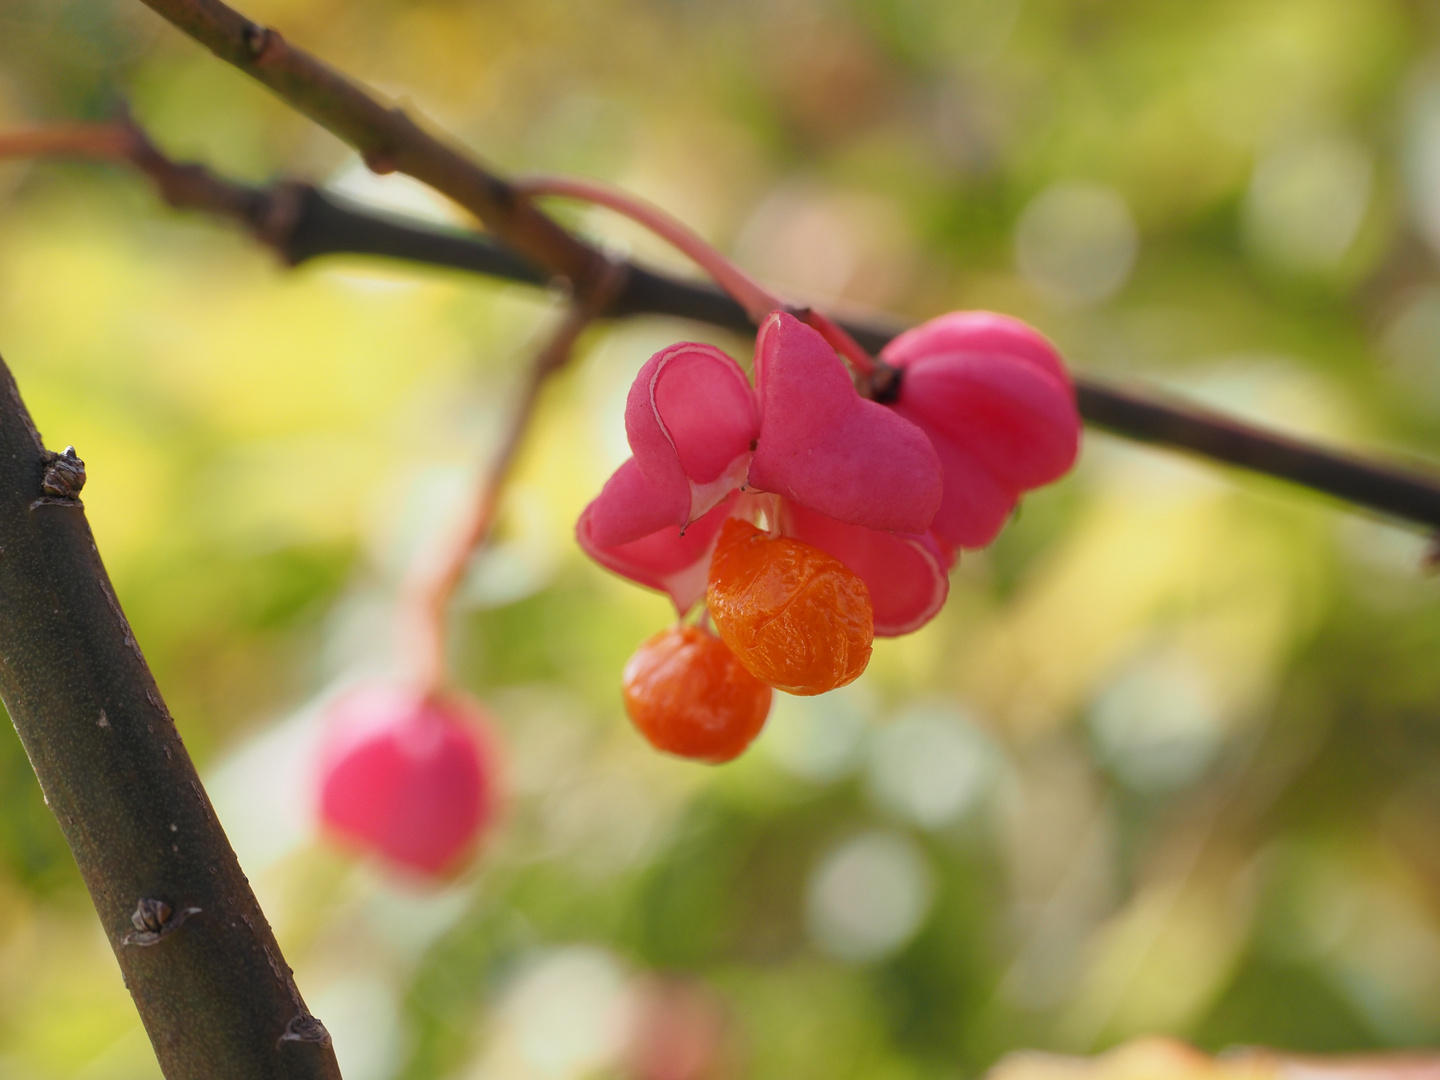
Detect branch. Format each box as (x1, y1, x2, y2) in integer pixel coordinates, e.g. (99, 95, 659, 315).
(0, 122, 293, 246)
(107, 0, 1440, 535)
(12, 123, 1440, 536)
(1074, 380, 1440, 528)
(275, 189, 1440, 533)
(0, 357, 341, 1078)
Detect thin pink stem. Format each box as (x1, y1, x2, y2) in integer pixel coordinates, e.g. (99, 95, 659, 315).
(398, 304, 597, 693)
(802, 309, 878, 377)
(0, 125, 137, 162)
(515, 175, 883, 375)
(514, 175, 785, 324)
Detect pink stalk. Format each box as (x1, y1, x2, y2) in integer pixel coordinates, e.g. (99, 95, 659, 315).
(0, 125, 136, 162)
(513, 175, 785, 324)
(801, 308, 878, 377)
(399, 304, 597, 692)
(514, 175, 880, 375)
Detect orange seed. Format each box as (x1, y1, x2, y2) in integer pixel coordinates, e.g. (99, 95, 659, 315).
(623, 624, 773, 763)
(706, 517, 873, 696)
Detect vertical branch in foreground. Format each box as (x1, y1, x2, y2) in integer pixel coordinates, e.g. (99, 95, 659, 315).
(0, 355, 341, 1080)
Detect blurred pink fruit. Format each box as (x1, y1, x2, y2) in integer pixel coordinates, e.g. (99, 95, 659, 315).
(317, 683, 500, 879)
(624, 975, 730, 1080)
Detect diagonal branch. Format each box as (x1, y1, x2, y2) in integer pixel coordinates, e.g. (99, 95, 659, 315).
(131, 0, 611, 300)
(269, 201, 1440, 534)
(0, 358, 342, 1079)
(1072, 381, 1440, 528)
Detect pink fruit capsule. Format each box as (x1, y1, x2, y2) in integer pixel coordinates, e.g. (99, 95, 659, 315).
(317, 683, 500, 879)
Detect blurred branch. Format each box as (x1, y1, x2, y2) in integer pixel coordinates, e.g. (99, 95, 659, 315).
(401, 265, 626, 692)
(0, 357, 342, 1078)
(1, 121, 293, 243)
(1074, 380, 1440, 530)
(10, 120, 1440, 533)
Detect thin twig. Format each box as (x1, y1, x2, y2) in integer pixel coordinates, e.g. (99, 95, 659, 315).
(203, 179, 1440, 532)
(1074, 379, 1440, 528)
(0, 125, 135, 160)
(9, 118, 1440, 532)
(398, 307, 591, 691)
(800, 307, 880, 377)
(0, 121, 294, 244)
(399, 262, 628, 692)
(277, 193, 1440, 529)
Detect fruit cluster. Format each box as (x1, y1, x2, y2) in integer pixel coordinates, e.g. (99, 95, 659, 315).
(582, 309, 1080, 762)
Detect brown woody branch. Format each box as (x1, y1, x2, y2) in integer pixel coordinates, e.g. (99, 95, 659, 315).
(272, 205, 1440, 534)
(0, 357, 342, 1079)
(9, 118, 1440, 531)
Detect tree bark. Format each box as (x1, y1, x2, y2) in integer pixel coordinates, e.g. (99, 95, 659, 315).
(0, 357, 342, 1079)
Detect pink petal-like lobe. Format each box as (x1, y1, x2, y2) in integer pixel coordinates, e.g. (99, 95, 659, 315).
(882, 311, 1080, 549)
(578, 458, 738, 612)
(882, 310, 1070, 385)
(749, 312, 943, 534)
(626, 342, 759, 527)
(584, 457, 681, 549)
(318, 684, 499, 879)
(916, 430, 1021, 549)
(783, 502, 952, 637)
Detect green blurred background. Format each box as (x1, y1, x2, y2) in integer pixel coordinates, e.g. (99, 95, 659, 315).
(3, 0, 1440, 1077)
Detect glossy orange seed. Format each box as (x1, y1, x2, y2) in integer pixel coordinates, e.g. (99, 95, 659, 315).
(706, 517, 873, 696)
(623, 624, 774, 763)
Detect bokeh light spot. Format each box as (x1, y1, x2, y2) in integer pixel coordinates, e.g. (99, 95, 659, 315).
(806, 830, 934, 963)
(1015, 182, 1138, 307)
